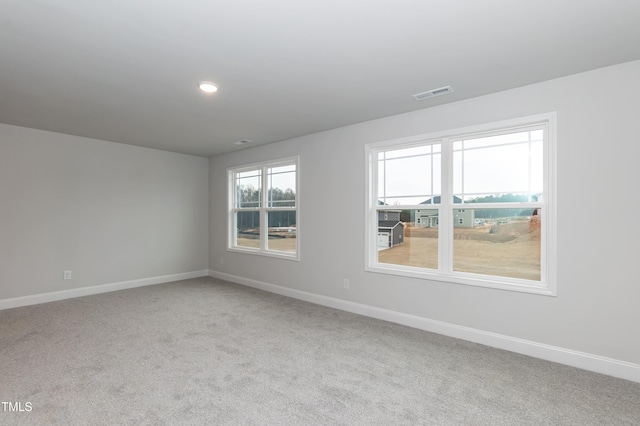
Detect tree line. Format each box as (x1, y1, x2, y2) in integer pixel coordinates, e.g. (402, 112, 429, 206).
(237, 185, 297, 230)
(393, 193, 539, 222)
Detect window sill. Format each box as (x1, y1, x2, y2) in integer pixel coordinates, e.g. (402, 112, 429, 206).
(227, 246, 300, 262)
(365, 264, 556, 296)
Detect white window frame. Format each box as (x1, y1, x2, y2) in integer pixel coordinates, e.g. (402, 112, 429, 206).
(228, 156, 300, 261)
(365, 113, 557, 295)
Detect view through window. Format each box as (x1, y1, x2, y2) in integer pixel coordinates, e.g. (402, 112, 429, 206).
(368, 114, 555, 294)
(229, 158, 298, 258)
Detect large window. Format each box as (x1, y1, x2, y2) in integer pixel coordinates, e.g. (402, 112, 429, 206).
(228, 157, 299, 259)
(366, 114, 556, 295)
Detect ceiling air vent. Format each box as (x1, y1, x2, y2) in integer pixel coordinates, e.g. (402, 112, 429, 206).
(412, 86, 453, 101)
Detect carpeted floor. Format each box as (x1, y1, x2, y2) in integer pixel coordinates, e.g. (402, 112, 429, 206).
(1, 277, 639, 425)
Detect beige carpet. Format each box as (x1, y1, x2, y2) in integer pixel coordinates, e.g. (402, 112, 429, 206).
(1, 277, 639, 425)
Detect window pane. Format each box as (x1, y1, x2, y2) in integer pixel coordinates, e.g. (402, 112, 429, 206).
(383, 145, 432, 159)
(378, 159, 385, 200)
(453, 130, 543, 202)
(377, 209, 438, 269)
(236, 170, 261, 208)
(454, 131, 531, 150)
(268, 165, 296, 207)
(530, 140, 543, 194)
(378, 145, 441, 206)
(267, 211, 297, 253)
(452, 208, 541, 281)
(385, 156, 431, 196)
(455, 143, 530, 198)
(235, 211, 260, 249)
(530, 129, 543, 141)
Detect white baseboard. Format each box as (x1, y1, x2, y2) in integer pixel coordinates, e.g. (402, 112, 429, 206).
(0, 270, 209, 311)
(209, 269, 640, 384)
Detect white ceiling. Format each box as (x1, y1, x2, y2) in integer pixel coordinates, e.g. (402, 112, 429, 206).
(2, 1, 640, 157)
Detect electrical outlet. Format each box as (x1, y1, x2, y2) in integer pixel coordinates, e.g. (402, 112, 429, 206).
(343, 278, 350, 289)
(63, 270, 72, 280)
(219, 257, 224, 265)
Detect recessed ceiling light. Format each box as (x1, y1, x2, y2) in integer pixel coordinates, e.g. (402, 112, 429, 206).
(198, 81, 218, 93)
(233, 139, 252, 145)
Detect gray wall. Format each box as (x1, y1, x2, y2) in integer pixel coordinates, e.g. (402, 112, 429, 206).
(0, 124, 209, 300)
(210, 60, 640, 365)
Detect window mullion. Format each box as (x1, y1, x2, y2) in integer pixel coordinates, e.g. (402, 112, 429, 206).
(229, 172, 234, 249)
(430, 145, 434, 199)
(528, 131, 533, 202)
(231, 208, 237, 248)
(372, 151, 380, 265)
(382, 152, 386, 205)
(260, 166, 268, 251)
(440, 138, 453, 274)
(460, 140, 464, 201)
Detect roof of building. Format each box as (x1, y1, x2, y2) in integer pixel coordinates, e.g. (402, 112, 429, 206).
(378, 221, 404, 229)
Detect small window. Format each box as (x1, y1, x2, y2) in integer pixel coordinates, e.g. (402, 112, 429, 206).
(228, 157, 299, 259)
(366, 114, 556, 295)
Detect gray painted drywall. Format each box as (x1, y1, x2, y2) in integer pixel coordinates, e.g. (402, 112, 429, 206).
(0, 124, 209, 299)
(209, 60, 640, 365)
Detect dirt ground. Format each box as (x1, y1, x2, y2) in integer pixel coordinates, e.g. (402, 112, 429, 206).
(237, 229, 297, 252)
(236, 220, 540, 280)
(378, 220, 541, 281)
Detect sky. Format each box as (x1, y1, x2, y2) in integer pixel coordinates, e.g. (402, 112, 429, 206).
(378, 129, 543, 205)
